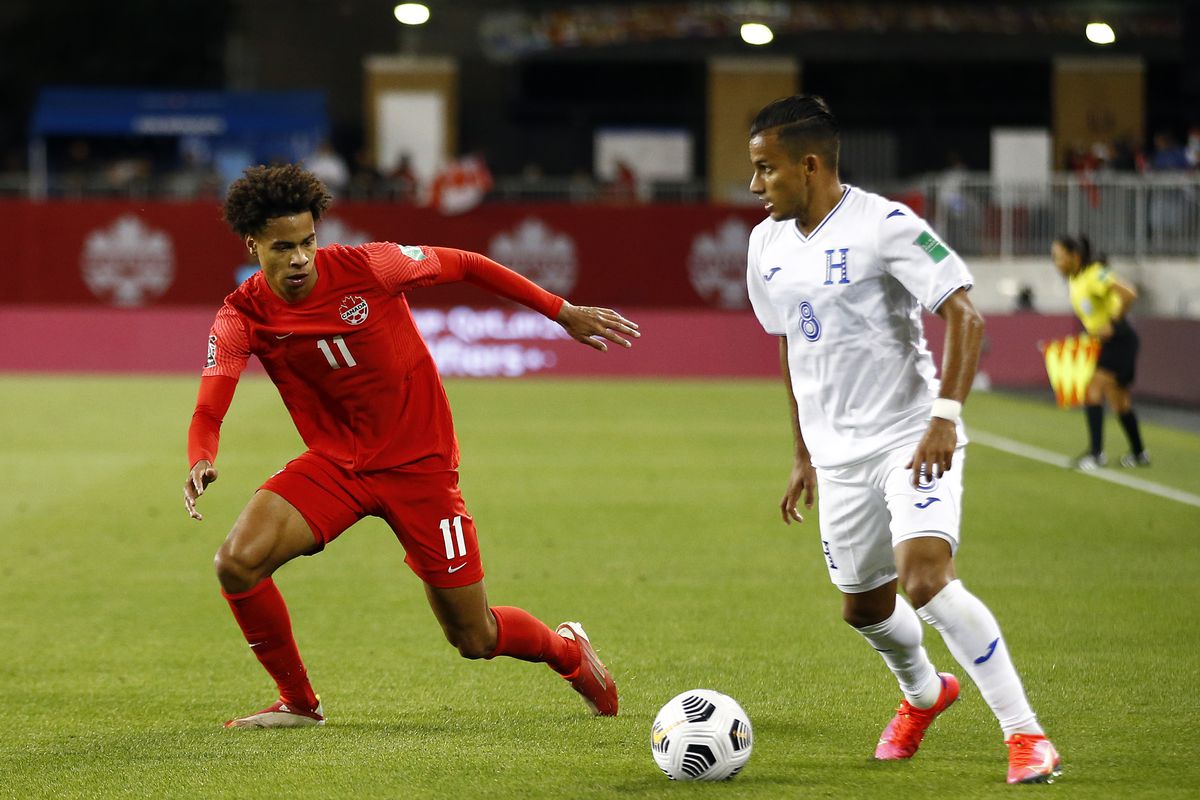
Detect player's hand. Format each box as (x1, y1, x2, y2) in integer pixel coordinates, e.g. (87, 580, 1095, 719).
(906, 418, 957, 487)
(556, 302, 640, 352)
(183, 460, 219, 521)
(781, 457, 816, 524)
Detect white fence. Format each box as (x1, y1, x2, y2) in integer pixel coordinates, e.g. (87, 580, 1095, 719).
(916, 173, 1200, 259)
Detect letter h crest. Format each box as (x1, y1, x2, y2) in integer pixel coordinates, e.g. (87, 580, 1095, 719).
(824, 248, 850, 285)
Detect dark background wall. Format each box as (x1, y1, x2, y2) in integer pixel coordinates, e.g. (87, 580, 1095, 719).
(0, 0, 1192, 177)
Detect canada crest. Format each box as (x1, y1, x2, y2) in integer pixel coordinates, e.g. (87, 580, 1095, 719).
(339, 295, 369, 325)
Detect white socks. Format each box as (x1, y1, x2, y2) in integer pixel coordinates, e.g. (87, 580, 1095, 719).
(916, 579, 1043, 737)
(854, 594, 942, 709)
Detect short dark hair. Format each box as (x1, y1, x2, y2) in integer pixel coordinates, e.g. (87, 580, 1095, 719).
(1054, 233, 1094, 266)
(223, 164, 332, 237)
(750, 94, 840, 170)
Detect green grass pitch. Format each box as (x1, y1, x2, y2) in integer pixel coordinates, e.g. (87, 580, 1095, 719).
(1, 375, 1198, 798)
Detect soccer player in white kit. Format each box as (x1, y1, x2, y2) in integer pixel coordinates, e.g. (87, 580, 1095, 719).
(745, 95, 1061, 785)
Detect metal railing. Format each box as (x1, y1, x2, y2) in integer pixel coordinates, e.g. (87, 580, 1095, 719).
(913, 173, 1200, 259)
(2, 168, 1196, 258)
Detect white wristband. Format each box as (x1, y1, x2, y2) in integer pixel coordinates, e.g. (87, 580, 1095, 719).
(930, 398, 962, 423)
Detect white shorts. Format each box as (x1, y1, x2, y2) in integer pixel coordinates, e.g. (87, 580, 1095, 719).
(815, 445, 965, 594)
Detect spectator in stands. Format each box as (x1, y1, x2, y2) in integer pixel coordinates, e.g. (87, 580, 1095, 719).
(1149, 131, 1189, 171)
(385, 152, 419, 202)
(1185, 128, 1200, 169)
(603, 159, 639, 204)
(305, 140, 350, 196)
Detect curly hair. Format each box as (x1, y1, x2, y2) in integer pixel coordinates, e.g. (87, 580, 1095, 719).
(223, 164, 333, 237)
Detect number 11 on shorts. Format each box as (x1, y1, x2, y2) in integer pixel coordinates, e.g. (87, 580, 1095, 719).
(439, 515, 466, 560)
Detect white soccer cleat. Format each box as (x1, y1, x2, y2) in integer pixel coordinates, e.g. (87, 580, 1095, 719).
(224, 698, 325, 729)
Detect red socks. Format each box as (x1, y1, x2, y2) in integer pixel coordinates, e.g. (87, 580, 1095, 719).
(489, 606, 579, 675)
(222, 578, 318, 712)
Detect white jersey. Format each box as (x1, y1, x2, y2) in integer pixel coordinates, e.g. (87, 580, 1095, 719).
(747, 185, 974, 469)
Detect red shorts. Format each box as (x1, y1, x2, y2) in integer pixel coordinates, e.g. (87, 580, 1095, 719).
(260, 450, 483, 588)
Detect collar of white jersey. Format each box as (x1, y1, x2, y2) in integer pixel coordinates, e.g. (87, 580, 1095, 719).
(791, 185, 852, 244)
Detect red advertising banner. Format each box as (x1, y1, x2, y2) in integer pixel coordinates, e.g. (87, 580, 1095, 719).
(1, 304, 1195, 404)
(2, 199, 765, 310)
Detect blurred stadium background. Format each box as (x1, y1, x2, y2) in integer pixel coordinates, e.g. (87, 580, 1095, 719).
(0, 0, 1197, 405)
(4, 4, 1200, 797)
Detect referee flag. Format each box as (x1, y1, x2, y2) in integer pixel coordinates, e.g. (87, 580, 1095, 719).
(1041, 335, 1101, 408)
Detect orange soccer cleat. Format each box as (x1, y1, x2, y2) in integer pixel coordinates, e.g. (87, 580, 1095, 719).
(224, 697, 325, 729)
(874, 672, 960, 760)
(1005, 733, 1062, 784)
(555, 622, 618, 716)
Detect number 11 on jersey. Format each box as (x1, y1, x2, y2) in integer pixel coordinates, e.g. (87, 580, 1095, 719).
(317, 335, 357, 369)
(440, 515, 467, 559)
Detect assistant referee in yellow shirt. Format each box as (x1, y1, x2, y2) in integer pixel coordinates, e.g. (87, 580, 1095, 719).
(1051, 234, 1149, 470)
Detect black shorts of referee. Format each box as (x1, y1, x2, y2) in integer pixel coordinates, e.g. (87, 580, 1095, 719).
(1096, 318, 1139, 387)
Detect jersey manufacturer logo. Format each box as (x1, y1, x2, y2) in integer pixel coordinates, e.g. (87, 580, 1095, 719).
(339, 295, 369, 325)
(824, 248, 851, 285)
(763, 267, 782, 282)
(973, 637, 1000, 664)
(447, 562, 468, 573)
(914, 497, 942, 509)
(206, 335, 217, 369)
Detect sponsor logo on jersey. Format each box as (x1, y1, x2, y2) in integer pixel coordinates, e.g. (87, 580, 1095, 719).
(80, 215, 175, 307)
(339, 295, 369, 325)
(488, 218, 578, 296)
(913, 230, 950, 264)
(399, 244, 427, 261)
(689, 217, 753, 309)
(206, 335, 217, 369)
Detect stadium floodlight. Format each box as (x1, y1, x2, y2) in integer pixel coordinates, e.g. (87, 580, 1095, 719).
(1085, 22, 1116, 45)
(394, 3, 431, 26)
(740, 22, 774, 46)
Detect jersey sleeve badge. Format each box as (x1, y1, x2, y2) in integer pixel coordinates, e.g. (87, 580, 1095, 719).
(913, 230, 951, 264)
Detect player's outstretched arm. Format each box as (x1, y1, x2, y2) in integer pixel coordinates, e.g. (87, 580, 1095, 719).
(556, 302, 640, 352)
(183, 460, 219, 521)
(906, 288, 984, 486)
(183, 374, 238, 521)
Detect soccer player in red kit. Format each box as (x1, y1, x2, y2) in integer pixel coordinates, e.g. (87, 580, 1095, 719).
(183, 164, 639, 728)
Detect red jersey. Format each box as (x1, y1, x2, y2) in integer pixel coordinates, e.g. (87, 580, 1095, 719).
(188, 243, 562, 472)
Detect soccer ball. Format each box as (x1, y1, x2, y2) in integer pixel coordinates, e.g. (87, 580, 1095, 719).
(650, 689, 753, 781)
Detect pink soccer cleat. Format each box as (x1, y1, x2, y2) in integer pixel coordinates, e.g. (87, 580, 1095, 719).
(874, 672, 960, 760)
(1006, 733, 1062, 784)
(555, 622, 618, 716)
